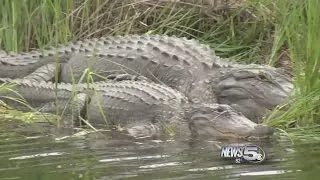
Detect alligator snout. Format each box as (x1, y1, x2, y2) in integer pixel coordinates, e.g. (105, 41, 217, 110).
(188, 104, 275, 140)
(250, 124, 274, 138)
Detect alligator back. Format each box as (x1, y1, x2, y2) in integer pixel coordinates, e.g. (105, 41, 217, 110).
(0, 49, 71, 79)
(0, 35, 228, 104)
(0, 35, 224, 80)
(0, 78, 189, 137)
(59, 35, 226, 95)
(85, 81, 189, 137)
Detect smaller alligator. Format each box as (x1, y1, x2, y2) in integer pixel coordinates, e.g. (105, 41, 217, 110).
(0, 78, 274, 140)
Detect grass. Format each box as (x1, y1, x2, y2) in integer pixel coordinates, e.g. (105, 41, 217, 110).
(0, 81, 61, 125)
(264, 0, 320, 129)
(0, 0, 319, 141)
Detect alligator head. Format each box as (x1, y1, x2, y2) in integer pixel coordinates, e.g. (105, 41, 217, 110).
(209, 65, 293, 123)
(187, 103, 274, 140)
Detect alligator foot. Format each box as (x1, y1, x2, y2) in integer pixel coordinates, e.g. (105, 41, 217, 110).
(106, 73, 152, 82)
(126, 123, 161, 139)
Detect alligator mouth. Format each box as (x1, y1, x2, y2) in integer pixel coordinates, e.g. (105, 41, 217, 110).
(197, 127, 275, 141)
(220, 86, 266, 100)
(213, 122, 275, 141)
(219, 83, 288, 103)
(208, 124, 275, 140)
(189, 104, 275, 141)
(245, 135, 275, 141)
(216, 132, 274, 141)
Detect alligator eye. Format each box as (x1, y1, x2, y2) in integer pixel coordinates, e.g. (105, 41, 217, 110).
(258, 73, 268, 80)
(216, 106, 224, 113)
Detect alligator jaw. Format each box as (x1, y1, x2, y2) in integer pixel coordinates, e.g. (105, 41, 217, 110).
(187, 104, 274, 140)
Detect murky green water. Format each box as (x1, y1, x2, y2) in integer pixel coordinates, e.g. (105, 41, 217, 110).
(0, 120, 318, 180)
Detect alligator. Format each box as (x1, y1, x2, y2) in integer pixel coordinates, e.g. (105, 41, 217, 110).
(0, 78, 274, 140)
(0, 34, 293, 122)
(210, 65, 293, 122)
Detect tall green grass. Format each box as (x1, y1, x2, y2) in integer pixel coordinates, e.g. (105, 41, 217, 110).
(0, 0, 275, 62)
(0, 0, 72, 51)
(0, 0, 319, 137)
(265, 0, 320, 128)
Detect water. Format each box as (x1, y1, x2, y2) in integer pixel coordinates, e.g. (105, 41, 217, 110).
(0, 120, 318, 180)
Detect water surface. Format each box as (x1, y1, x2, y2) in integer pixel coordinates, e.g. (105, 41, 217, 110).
(0, 120, 318, 180)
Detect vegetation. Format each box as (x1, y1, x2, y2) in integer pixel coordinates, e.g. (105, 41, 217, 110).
(0, 0, 319, 141)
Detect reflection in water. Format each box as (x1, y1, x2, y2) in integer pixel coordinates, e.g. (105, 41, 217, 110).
(0, 120, 315, 180)
(9, 152, 66, 160)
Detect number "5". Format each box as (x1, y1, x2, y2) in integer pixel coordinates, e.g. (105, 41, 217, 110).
(243, 146, 258, 161)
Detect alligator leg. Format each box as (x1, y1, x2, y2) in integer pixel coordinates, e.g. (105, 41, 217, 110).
(22, 63, 59, 82)
(0, 50, 7, 58)
(125, 113, 187, 139)
(126, 123, 161, 138)
(32, 93, 87, 128)
(67, 93, 88, 127)
(22, 63, 152, 83)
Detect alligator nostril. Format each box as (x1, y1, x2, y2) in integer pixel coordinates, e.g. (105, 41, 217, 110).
(267, 126, 275, 135)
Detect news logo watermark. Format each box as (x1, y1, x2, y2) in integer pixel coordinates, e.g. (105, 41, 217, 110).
(220, 145, 266, 164)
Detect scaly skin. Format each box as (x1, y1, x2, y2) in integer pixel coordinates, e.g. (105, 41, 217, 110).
(0, 78, 273, 140)
(21, 62, 293, 123)
(0, 35, 231, 103)
(0, 34, 293, 121)
(0, 34, 225, 79)
(209, 64, 293, 122)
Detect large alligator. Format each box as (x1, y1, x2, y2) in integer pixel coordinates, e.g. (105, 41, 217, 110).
(0, 78, 274, 140)
(0, 35, 293, 122)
